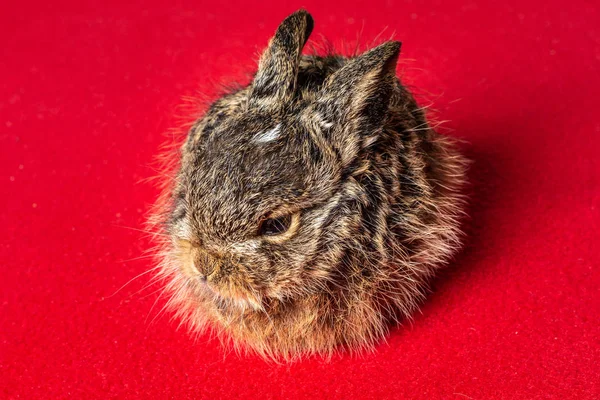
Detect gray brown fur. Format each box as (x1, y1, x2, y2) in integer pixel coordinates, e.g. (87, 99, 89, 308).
(150, 10, 468, 360)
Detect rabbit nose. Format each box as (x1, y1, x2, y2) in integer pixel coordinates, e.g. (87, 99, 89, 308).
(193, 250, 219, 280)
(197, 265, 215, 282)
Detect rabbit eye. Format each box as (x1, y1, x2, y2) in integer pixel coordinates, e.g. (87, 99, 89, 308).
(259, 215, 292, 236)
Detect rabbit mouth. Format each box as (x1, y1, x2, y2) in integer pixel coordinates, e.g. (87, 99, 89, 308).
(196, 277, 264, 311)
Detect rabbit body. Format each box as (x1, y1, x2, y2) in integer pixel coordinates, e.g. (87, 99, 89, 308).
(154, 10, 468, 360)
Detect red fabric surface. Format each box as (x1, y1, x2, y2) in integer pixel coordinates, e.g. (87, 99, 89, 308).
(2, 1, 599, 399)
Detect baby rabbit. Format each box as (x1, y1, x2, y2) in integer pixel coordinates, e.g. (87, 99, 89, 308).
(152, 10, 468, 360)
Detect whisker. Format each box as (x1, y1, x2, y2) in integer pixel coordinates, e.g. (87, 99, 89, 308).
(104, 265, 162, 299)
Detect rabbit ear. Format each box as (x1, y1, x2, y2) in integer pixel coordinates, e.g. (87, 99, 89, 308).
(320, 41, 401, 122)
(249, 10, 314, 107)
(317, 41, 401, 165)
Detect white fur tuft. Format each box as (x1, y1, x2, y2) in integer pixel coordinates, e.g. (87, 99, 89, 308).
(254, 124, 281, 143)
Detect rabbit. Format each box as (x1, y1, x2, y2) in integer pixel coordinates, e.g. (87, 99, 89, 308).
(150, 9, 468, 361)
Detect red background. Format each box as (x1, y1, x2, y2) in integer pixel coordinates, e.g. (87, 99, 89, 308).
(2, 1, 599, 399)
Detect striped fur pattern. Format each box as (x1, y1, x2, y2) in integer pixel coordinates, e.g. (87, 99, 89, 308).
(150, 10, 468, 360)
